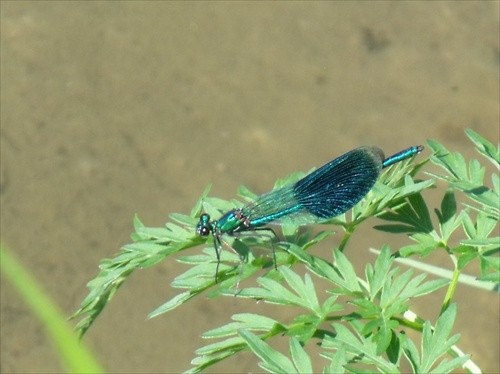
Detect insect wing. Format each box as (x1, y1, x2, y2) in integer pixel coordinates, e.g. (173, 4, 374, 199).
(292, 146, 384, 219)
(242, 146, 385, 226)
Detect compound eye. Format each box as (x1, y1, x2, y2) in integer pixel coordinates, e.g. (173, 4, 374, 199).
(198, 226, 210, 238)
(196, 213, 212, 238)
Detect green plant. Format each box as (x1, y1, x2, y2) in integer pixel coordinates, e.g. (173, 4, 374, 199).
(1, 243, 104, 374)
(71, 129, 499, 373)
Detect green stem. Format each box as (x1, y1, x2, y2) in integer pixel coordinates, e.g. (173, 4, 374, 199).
(338, 225, 355, 252)
(440, 256, 460, 315)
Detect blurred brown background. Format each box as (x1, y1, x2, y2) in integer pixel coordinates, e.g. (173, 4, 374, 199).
(1, 2, 498, 373)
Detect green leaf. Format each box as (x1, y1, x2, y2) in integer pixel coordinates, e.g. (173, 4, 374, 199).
(465, 128, 500, 166)
(282, 268, 321, 313)
(235, 267, 323, 315)
(147, 292, 194, 318)
(402, 335, 421, 372)
(476, 211, 499, 238)
(239, 329, 297, 374)
(324, 344, 348, 373)
(429, 355, 471, 374)
(366, 245, 393, 299)
(237, 184, 258, 201)
(324, 323, 399, 373)
(386, 331, 404, 366)
(333, 249, 363, 293)
(290, 337, 313, 374)
(376, 193, 434, 234)
(420, 304, 461, 373)
(190, 184, 212, 218)
(427, 139, 468, 181)
(372, 317, 399, 355)
(2, 244, 105, 373)
(170, 212, 198, 226)
(434, 190, 459, 243)
(133, 213, 144, 230)
(400, 233, 440, 257)
(203, 313, 280, 339)
(380, 269, 413, 310)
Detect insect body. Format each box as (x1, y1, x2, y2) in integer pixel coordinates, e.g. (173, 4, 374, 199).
(197, 145, 423, 282)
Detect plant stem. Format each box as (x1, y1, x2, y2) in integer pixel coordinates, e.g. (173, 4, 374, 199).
(338, 225, 355, 252)
(440, 256, 460, 315)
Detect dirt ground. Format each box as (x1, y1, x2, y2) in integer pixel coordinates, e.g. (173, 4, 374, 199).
(1, 2, 499, 373)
